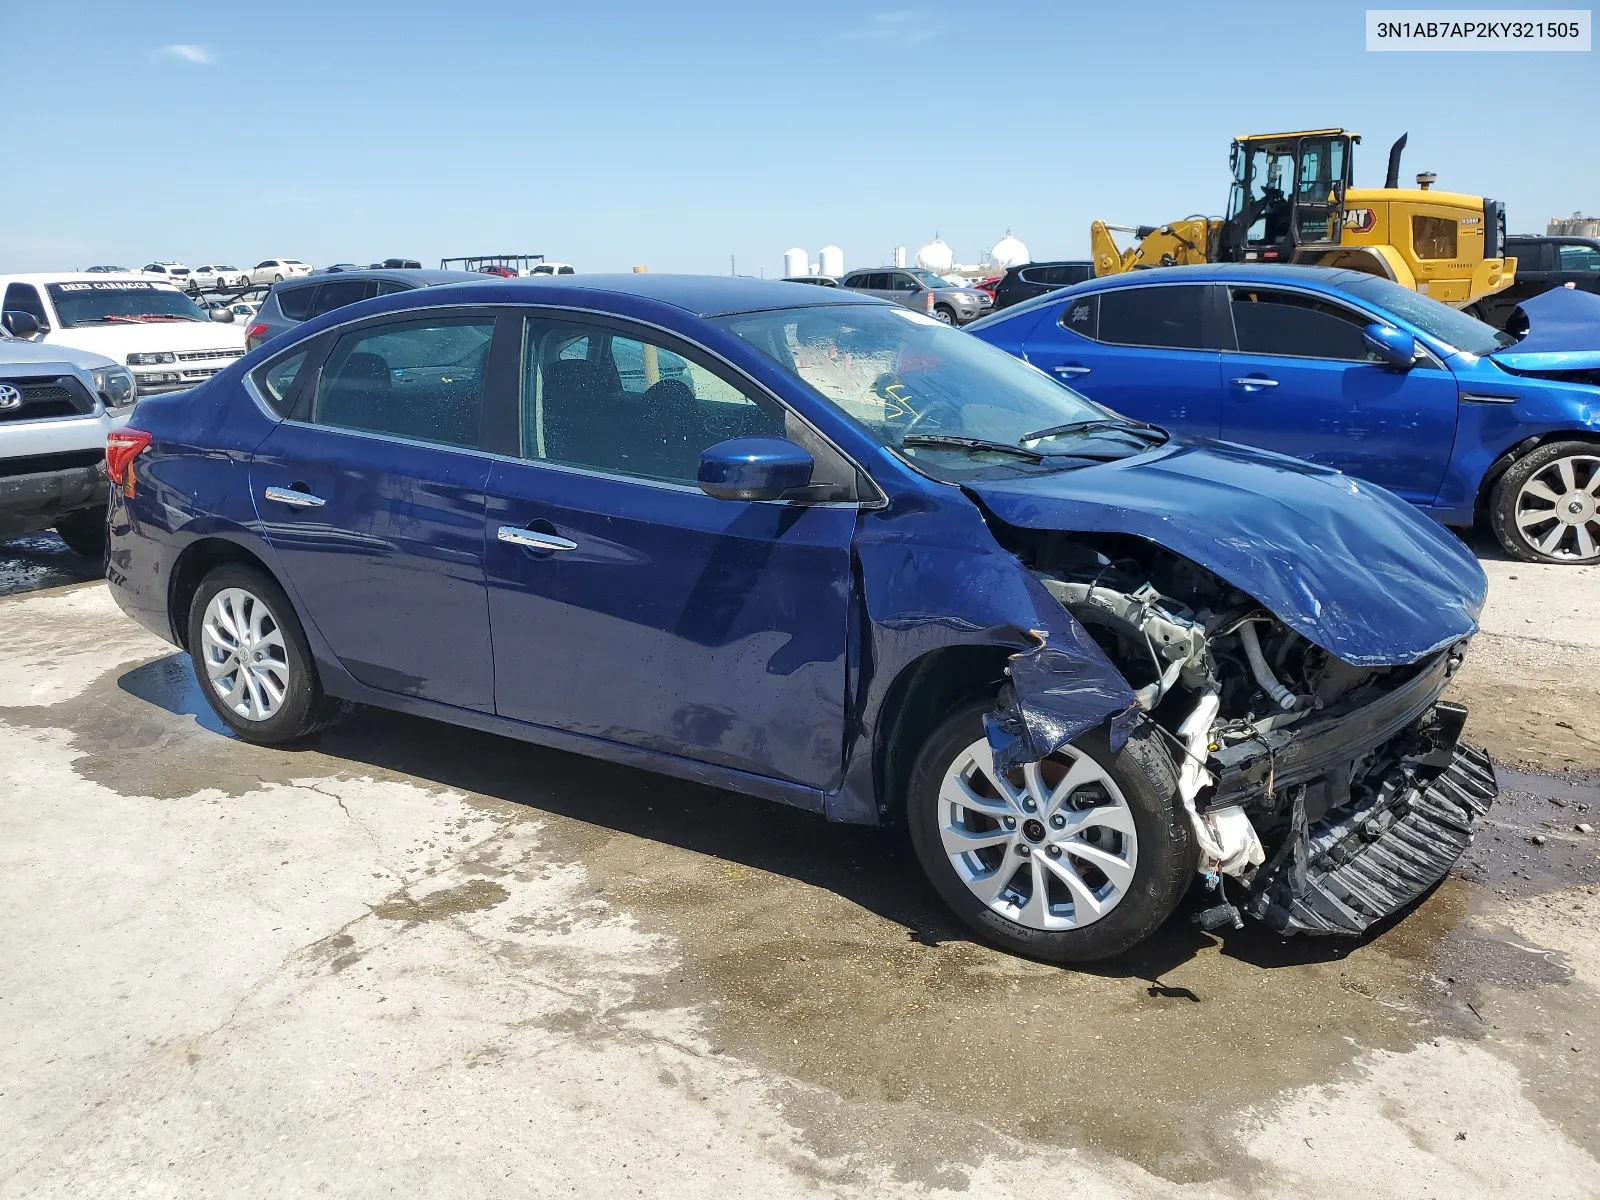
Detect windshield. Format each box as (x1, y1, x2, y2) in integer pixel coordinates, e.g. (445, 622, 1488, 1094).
(46, 281, 206, 327)
(909, 270, 955, 290)
(1339, 274, 1516, 354)
(716, 305, 1155, 478)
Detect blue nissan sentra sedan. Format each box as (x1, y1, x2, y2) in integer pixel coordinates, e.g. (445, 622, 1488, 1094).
(105, 275, 1497, 962)
(969, 264, 1600, 564)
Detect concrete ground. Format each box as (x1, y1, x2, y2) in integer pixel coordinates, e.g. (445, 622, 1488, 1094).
(1, 533, 1597, 1199)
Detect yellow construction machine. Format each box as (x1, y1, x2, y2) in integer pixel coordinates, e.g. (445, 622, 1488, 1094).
(1090, 130, 1515, 306)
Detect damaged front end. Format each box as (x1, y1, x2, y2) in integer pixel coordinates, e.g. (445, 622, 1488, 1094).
(993, 530, 1498, 938)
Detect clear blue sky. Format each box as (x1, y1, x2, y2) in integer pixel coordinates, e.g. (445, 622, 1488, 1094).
(2, 1, 1593, 275)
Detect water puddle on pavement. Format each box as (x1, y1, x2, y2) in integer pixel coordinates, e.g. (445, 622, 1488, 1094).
(0, 534, 102, 597)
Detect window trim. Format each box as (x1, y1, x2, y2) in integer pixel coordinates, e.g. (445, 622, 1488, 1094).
(507, 306, 876, 506)
(245, 299, 882, 509)
(1221, 284, 1386, 363)
(1218, 283, 1447, 370)
(1077, 282, 1220, 352)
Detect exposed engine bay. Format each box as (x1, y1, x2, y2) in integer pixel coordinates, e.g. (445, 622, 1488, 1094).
(1005, 530, 1498, 937)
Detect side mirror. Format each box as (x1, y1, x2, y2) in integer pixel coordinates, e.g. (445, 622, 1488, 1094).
(697, 437, 814, 502)
(1362, 322, 1416, 370)
(209, 307, 235, 323)
(2, 310, 41, 337)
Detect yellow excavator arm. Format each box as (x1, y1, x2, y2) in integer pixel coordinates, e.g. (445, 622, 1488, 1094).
(1092, 219, 1213, 277)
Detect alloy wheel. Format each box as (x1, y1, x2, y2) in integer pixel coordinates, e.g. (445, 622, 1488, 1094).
(200, 587, 291, 721)
(1513, 453, 1600, 562)
(937, 737, 1138, 931)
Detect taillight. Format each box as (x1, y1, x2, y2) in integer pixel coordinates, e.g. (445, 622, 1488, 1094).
(106, 428, 152, 498)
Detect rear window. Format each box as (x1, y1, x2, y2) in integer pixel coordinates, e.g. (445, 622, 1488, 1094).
(277, 284, 318, 321)
(1096, 286, 1207, 350)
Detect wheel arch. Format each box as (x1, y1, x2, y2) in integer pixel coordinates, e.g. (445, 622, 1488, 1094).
(168, 536, 281, 650)
(1474, 428, 1600, 521)
(871, 644, 1014, 825)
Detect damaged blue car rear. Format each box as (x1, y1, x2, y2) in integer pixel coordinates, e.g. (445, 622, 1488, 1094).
(106, 275, 1497, 964)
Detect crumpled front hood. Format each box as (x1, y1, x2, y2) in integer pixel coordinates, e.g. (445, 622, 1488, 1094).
(1490, 286, 1600, 373)
(964, 441, 1487, 667)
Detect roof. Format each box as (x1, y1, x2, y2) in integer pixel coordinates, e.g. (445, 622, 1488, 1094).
(1063, 263, 1372, 290)
(468, 273, 887, 316)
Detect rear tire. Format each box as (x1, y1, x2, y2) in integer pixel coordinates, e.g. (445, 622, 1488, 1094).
(53, 507, 107, 558)
(187, 564, 348, 744)
(906, 697, 1194, 963)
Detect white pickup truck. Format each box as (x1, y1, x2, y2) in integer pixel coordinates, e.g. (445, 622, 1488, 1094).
(0, 273, 246, 396)
(0, 325, 136, 556)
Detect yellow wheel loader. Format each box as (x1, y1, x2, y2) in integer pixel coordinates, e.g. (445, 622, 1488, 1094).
(1091, 130, 1515, 307)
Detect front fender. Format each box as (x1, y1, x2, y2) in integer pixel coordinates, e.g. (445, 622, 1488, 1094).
(827, 488, 1136, 823)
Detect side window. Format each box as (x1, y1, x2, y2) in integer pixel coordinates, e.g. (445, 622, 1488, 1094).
(3, 283, 49, 324)
(312, 317, 495, 449)
(253, 348, 310, 416)
(375, 280, 412, 296)
(276, 285, 318, 321)
(1096, 286, 1207, 350)
(861, 272, 886, 290)
(311, 279, 379, 316)
(519, 318, 853, 497)
(1412, 215, 1458, 261)
(890, 274, 918, 292)
(1557, 244, 1600, 273)
(1018, 267, 1045, 285)
(1058, 294, 1098, 339)
(1228, 288, 1377, 362)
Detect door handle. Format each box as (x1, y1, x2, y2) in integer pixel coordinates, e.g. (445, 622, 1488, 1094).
(498, 525, 578, 552)
(263, 485, 325, 508)
(1229, 376, 1279, 390)
(1052, 364, 1091, 377)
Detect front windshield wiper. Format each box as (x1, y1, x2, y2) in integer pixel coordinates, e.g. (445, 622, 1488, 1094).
(1021, 419, 1166, 444)
(901, 434, 1044, 462)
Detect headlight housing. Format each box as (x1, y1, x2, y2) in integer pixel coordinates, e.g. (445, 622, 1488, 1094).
(126, 351, 176, 366)
(92, 366, 137, 406)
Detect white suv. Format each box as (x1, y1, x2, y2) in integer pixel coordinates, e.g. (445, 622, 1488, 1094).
(248, 258, 313, 285)
(1, 273, 247, 396)
(0, 325, 136, 555)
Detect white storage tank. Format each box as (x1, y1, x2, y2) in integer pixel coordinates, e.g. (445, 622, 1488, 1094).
(818, 245, 844, 278)
(915, 236, 953, 272)
(783, 248, 808, 278)
(990, 231, 1029, 268)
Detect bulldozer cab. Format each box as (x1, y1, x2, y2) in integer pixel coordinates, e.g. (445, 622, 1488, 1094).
(1222, 130, 1356, 260)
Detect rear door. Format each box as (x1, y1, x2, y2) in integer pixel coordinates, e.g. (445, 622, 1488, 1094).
(1217, 284, 1458, 502)
(481, 311, 859, 789)
(250, 309, 512, 710)
(1020, 283, 1224, 438)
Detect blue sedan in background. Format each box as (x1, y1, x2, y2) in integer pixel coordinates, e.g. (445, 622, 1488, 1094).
(970, 265, 1600, 564)
(105, 274, 1497, 963)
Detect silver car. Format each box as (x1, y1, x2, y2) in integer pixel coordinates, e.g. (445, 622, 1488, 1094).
(839, 268, 987, 324)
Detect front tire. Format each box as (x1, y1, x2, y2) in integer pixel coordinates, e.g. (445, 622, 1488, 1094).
(1489, 441, 1600, 564)
(187, 564, 347, 744)
(907, 698, 1194, 963)
(933, 304, 956, 325)
(53, 507, 107, 558)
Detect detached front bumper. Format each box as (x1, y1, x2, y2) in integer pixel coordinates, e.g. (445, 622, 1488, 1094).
(1248, 741, 1497, 935)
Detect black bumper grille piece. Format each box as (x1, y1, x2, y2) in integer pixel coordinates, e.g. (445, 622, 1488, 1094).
(0, 375, 97, 421)
(1249, 744, 1498, 936)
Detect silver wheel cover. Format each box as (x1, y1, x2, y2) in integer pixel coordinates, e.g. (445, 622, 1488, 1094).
(938, 736, 1138, 931)
(1514, 453, 1600, 562)
(200, 587, 291, 722)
